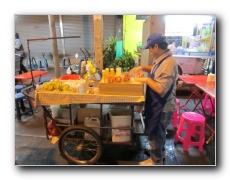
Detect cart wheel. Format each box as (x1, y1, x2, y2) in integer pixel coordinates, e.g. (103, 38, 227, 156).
(58, 125, 103, 165)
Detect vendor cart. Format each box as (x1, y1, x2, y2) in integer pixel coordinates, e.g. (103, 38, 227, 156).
(22, 83, 145, 165)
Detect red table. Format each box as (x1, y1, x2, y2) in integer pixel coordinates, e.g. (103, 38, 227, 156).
(178, 75, 208, 85)
(195, 82, 215, 99)
(15, 70, 48, 85)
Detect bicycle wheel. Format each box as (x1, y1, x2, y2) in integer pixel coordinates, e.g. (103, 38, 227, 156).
(58, 125, 103, 165)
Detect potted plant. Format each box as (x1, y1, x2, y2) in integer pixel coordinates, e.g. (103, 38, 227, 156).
(103, 36, 118, 69)
(103, 36, 135, 72)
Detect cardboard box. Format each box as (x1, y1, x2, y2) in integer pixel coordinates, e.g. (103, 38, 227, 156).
(77, 108, 101, 123)
(50, 104, 78, 124)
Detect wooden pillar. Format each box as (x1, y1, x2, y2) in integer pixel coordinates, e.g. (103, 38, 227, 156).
(48, 15, 61, 78)
(93, 15, 103, 70)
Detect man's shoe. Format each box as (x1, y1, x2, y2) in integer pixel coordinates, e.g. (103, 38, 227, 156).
(139, 158, 155, 166)
(162, 150, 166, 160)
(144, 149, 166, 161)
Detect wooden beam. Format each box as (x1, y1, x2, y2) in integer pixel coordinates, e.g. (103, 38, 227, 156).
(48, 15, 61, 78)
(93, 15, 103, 70)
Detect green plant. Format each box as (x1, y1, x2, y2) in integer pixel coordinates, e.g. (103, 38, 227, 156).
(103, 36, 135, 72)
(114, 50, 135, 72)
(103, 36, 118, 68)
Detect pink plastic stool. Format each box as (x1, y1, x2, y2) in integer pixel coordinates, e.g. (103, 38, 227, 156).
(171, 98, 181, 128)
(174, 112, 205, 152)
(202, 93, 215, 116)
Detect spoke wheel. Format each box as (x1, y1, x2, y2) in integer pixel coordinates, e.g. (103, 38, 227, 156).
(58, 125, 102, 165)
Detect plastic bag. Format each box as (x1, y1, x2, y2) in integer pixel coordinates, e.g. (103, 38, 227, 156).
(47, 120, 61, 136)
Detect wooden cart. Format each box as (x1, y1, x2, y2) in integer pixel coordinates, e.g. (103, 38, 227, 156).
(23, 85, 145, 165)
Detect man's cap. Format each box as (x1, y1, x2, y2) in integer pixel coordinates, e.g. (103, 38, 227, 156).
(142, 32, 166, 50)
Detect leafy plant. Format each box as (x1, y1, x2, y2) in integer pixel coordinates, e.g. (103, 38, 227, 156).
(103, 36, 118, 68)
(114, 50, 135, 72)
(103, 36, 135, 72)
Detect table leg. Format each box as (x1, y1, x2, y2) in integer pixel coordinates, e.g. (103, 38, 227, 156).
(206, 123, 215, 144)
(204, 96, 215, 144)
(191, 88, 205, 112)
(180, 86, 204, 112)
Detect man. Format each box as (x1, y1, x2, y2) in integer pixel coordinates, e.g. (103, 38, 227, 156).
(15, 33, 28, 74)
(168, 40, 176, 54)
(128, 32, 178, 165)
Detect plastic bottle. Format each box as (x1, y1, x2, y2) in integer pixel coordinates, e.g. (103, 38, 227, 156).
(110, 68, 115, 77)
(105, 68, 109, 79)
(102, 70, 106, 82)
(116, 67, 121, 76)
(208, 59, 213, 74)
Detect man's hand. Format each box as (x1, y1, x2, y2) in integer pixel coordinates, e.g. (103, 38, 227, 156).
(128, 66, 142, 76)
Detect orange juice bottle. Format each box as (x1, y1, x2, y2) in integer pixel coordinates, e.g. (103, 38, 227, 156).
(116, 67, 121, 76)
(102, 70, 106, 82)
(110, 68, 115, 77)
(105, 68, 109, 81)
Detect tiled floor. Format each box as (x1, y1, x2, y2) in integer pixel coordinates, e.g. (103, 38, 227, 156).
(15, 66, 216, 166)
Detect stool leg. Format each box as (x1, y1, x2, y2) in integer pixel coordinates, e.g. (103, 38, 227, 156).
(174, 117, 184, 144)
(20, 99, 25, 112)
(27, 97, 34, 115)
(39, 61, 42, 68)
(172, 110, 177, 127)
(174, 131, 179, 144)
(26, 58, 29, 69)
(31, 57, 34, 69)
(198, 123, 205, 152)
(15, 99, 22, 121)
(45, 59, 48, 69)
(62, 58, 66, 69)
(183, 126, 192, 151)
(33, 57, 37, 67)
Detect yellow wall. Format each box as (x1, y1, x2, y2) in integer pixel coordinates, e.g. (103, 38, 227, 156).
(123, 15, 145, 58)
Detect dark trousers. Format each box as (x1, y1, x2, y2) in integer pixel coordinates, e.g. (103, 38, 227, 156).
(18, 57, 27, 109)
(19, 57, 28, 74)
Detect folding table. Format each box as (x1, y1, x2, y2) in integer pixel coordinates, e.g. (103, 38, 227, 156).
(178, 75, 208, 112)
